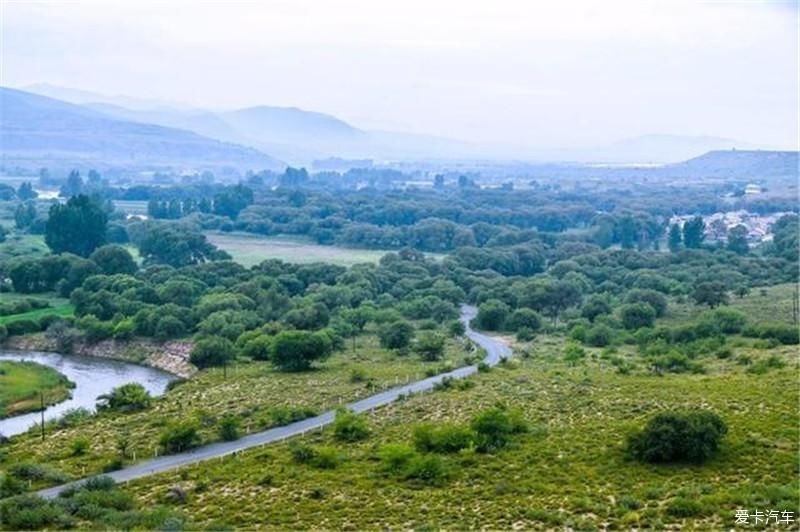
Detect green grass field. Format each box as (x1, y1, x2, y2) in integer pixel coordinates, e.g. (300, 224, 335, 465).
(113, 200, 149, 216)
(206, 232, 404, 267)
(0, 360, 74, 418)
(0, 304, 74, 326)
(0, 233, 49, 263)
(122, 343, 797, 530)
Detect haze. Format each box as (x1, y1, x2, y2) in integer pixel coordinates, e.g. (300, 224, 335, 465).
(1, 0, 797, 150)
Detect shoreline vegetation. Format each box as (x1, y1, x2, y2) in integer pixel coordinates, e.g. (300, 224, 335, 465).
(0, 360, 75, 418)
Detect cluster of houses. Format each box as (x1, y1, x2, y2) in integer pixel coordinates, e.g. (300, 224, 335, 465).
(669, 210, 792, 243)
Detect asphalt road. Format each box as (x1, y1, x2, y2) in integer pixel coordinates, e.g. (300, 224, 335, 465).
(38, 304, 510, 499)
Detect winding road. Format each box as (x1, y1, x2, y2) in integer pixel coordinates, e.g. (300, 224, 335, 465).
(38, 305, 510, 499)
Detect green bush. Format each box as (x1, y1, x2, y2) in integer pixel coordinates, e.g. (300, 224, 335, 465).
(627, 410, 727, 463)
(403, 454, 449, 485)
(333, 408, 370, 442)
(471, 406, 527, 452)
(413, 424, 475, 453)
(159, 421, 202, 453)
(190, 337, 235, 369)
(96, 383, 152, 412)
(5, 318, 41, 336)
(377, 443, 418, 474)
(218, 414, 241, 441)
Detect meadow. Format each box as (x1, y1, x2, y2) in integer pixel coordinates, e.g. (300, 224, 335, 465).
(122, 337, 798, 530)
(205, 232, 403, 267)
(0, 360, 74, 418)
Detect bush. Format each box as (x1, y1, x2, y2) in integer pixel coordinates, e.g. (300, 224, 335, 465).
(705, 308, 747, 334)
(586, 324, 613, 347)
(403, 454, 449, 485)
(218, 414, 241, 441)
(627, 410, 727, 463)
(333, 408, 370, 442)
(377, 443, 417, 474)
(70, 437, 90, 456)
(159, 421, 202, 453)
(96, 383, 152, 412)
(619, 303, 656, 330)
(447, 320, 466, 337)
(5, 319, 41, 336)
(378, 320, 415, 349)
(507, 308, 542, 332)
(758, 323, 799, 345)
(413, 424, 475, 453)
(471, 406, 527, 452)
(413, 332, 446, 361)
(311, 447, 340, 469)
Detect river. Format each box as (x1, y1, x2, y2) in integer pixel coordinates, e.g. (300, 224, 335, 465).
(0, 350, 175, 437)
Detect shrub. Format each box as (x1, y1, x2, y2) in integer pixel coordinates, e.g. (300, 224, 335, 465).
(218, 414, 241, 441)
(413, 424, 475, 453)
(447, 320, 466, 337)
(507, 308, 542, 332)
(96, 383, 152, 412)
(471, 407, 527, 452)
(586, 324, 613, 347)
(290, 443, 316, 464)
(625, 289, 668, 317)
(563, 343, 586, 366)
(311, 447, 340, 469)
(378, 320, 415, 349)
(159, 421, 202, 453)
(627, 410, 727, 463)
(413, 332, 446, 361)
(378, 443, 417, 474)
(475, 299, 509, 331)
(70, 437, 90, 456)
(705, 308, 747, 334)
(5, 319, 41, 336)
(619, 303, 656, 330)
(333, 408, 370, 442)
(758, 323, 800, 345)
(403, 454, 449, 485)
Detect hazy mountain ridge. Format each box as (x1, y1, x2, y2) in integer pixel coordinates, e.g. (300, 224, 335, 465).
(0, 87, 284, 172)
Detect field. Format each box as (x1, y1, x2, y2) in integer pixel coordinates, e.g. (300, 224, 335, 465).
(0, 233, 49, 263)
(0, 361, 74, 418)
(122, 338, 798, 530)
(0, 333, 479, 484)
(112, 200, 149, 217)
(206, 232, 405, 267)
(0, 293, 74, 326)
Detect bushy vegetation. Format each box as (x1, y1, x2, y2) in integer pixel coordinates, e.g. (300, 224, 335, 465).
(627, 410, 728, 464)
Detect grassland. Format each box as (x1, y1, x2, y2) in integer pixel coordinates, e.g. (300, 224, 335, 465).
(661, 283, 797, 327)
(206, 232, 411, 267)
(0, 293, 74, 326)
(120, 339, 797, 530)
(0, 334, 479, 484)
(0, 233, 49, 263)
(0, 361, 74, 418)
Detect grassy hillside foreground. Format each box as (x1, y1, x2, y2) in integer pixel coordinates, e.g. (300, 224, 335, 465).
(123, 347, 797, 530)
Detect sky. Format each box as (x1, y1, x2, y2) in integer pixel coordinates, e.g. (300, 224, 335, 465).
(1, 0, 798, 149)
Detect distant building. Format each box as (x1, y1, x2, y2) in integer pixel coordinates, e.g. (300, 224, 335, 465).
(744, 183, 762, 195)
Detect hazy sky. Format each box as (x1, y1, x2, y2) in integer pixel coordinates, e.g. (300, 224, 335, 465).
(1, 0, 797, 148)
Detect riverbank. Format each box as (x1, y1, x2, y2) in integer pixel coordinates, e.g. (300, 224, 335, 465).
(3, 335, 195, 378)
(0, 360, 74, 418)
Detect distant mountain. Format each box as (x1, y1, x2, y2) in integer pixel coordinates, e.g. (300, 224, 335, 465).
(667, 149, 799, 178)
(24, 82, 194, 112)
(0, 87, 284, 172)
(568, 134, 759, 164)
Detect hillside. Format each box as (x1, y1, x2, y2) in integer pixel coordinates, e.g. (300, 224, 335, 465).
(0, 87, 284, 172)
(666, 149, 799, 178)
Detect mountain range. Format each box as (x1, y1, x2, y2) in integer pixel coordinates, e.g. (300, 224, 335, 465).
(0, 83, 783, 172)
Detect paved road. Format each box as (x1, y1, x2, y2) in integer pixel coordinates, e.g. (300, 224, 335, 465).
(38, 305, 510, 499)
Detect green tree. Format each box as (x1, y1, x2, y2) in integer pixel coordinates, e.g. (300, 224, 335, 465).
(691, 282, 729, 308)
(619, 303, 656, 330)
(378, 320, 415, 350)
(333, 408, 370, 442)
(682, 216, 705, 249)
(190, 337, 235, 368)
(89, 245, 137, 275)
(17, 181, 37, 201)
(45, 195, 108, 257)
(667, 223, 682, 252)
(475, 299, 510, 331)
(270, 330, 333, 371)
(726, 224, 749, 255)
(159, 420, 202, 453)
(414, 332, 446, 361)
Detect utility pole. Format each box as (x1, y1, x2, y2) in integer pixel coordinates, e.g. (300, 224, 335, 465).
(40, 391, 45, 441)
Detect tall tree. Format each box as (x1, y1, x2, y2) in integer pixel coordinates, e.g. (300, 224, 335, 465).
(60, 170, 84, 197)
(667, 223, 682, 252)
(17, 182, 38, 201)
(45, 194, 108, 257)
(682, 216, 705, 249)
(726, 225, 749, 255)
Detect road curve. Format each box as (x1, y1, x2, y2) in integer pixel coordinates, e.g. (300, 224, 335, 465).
(38, 305, 510, 499)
